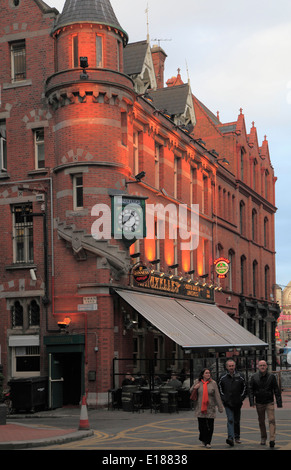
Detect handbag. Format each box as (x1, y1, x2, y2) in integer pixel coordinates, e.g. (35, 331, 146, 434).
(190, 387, 198, 401)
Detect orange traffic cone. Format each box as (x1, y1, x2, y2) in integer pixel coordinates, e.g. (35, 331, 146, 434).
(79, 395, 90, 430)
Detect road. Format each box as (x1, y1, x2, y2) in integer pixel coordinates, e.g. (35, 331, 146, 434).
(17, 407, 291, 452)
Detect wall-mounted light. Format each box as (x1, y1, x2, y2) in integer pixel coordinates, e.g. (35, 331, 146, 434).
(150, 259, 160, 265)
(80, 56, 89, 79)
(168, 263, 179, 270)
(217, 158, 230, 165)
(30, 269, 37, 281)
(125, 171, 146, 187)
(57, 317, 71, 333)
(130, 252, 140, 259)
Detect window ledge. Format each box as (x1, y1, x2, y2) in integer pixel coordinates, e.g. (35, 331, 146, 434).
(5, 263, 37, 271)
(3, 79, 32, 89)
(27, 169, 48, 176)
(0, 171, 10, 179)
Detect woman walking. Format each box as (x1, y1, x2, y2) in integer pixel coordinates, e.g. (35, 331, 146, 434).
(190, 368, 224, 448)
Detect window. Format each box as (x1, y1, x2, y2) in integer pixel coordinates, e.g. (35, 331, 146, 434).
(117, 40, 122, 71)
(174, 156, 181, 199)
(252, 209, 257, 242)
(11, 40, 26, 81)
(11, 299, 40, 329)
(14, 346, 40, 374)
(240, 255, 246, 294)
(155, 143, 161, 188)
(34, 128, 45, 169)
(133, 130, 139, 175)
(96, 35, 103, 67)
(264, 217, 269, 248)
(264, 265, 270, 300)
(12, 204, 33, 263)
(73, 174, 83, 210)
(228, 250, 234, 291)
(28, 299, 40, 326)
(11, 300, 23, 328)
(202, 175, 208, 214)
(0, 120, 7, 171)
(265, 170, 269, 199)
(121, 111, 127, 146)
(253, 159, 257, 191)
(240, 149, 244, 181)
(253, 260, 258, 297)
(239, 201, 245, 235)
(72, 35, 79, 68)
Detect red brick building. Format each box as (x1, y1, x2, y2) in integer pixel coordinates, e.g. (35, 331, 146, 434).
(0, 0, 279, 408)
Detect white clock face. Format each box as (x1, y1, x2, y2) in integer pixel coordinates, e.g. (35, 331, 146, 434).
(118, 208, 141, 233)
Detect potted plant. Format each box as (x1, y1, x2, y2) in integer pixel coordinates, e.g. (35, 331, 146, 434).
(0, 371, 7, 425)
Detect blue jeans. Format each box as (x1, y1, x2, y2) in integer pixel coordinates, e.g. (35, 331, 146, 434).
(225, 406, 241, 440)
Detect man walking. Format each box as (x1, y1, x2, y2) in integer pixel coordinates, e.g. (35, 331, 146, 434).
(218, 359, 247, 446)
(249, 360, 282, 448)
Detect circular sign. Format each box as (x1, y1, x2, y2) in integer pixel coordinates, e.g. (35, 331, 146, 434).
(132, 263, 151, 283)
(214, 257, 230, 279)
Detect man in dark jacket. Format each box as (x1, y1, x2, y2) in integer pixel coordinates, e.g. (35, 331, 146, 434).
(218, 359, 247, 446)
(249, 360, 282, 448)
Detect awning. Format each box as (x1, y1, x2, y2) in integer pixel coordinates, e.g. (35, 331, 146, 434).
(115, 289, 268, 351)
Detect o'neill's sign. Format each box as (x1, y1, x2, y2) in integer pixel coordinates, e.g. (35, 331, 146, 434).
(214, 257, 230, 279)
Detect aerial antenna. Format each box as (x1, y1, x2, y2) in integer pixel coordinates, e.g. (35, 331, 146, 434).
(151, 38, 172, 47)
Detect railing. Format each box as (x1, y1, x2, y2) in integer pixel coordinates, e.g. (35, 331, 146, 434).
(112, 354, 291, 390)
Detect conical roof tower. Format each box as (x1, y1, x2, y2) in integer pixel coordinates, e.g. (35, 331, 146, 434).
(53, 0, 128, 44)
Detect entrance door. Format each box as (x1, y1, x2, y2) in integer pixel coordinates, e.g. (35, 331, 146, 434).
(48, 352, 82, 408)
(49, 353, 64, 409)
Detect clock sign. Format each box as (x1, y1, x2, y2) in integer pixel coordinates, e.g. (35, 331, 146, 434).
(112, 195, 147, 240)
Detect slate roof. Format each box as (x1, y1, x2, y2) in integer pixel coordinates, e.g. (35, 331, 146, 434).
(124, 41, 148, 76)
(149, 84, 191, 116)
(52, 0, 128, 42)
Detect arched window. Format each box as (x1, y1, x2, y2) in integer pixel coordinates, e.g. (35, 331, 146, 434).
(240, 255, 246, 294)
(28, 299, 40, 326)
(240, 201, 245, 235)
(11, 300, 23, 328)
(264, 217, 269, 248)
(252, 209, 257, 242)
(253, 260, 258, 297)
(228, 249, 235, 291)
(264, 265, 270, 300)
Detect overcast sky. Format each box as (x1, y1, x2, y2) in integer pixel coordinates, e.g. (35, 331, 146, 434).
(48, 0, 291, 288)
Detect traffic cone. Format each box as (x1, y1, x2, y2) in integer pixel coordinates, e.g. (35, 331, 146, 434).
(79, 395, 90, 430)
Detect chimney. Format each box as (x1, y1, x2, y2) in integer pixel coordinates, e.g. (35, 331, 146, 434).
(151, 44, 167, 89)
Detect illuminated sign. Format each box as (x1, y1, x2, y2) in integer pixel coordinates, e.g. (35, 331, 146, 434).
(132, 263, 151, 283)
(214, 257, 230, 279)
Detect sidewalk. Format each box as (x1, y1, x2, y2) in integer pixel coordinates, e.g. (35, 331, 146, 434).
(1, 391, 290, 450)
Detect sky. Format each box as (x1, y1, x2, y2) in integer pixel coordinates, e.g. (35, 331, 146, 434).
(48, 0, 291, 288)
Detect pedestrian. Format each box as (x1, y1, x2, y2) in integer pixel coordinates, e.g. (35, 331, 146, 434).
(190, 368, 223, 448)
(218, 359, 247, 446)
(249, 360, 282, 447)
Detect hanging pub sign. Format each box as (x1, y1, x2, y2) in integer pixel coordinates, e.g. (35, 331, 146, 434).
(214, 257, 230, 279)
(132, 263, 151, 283)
